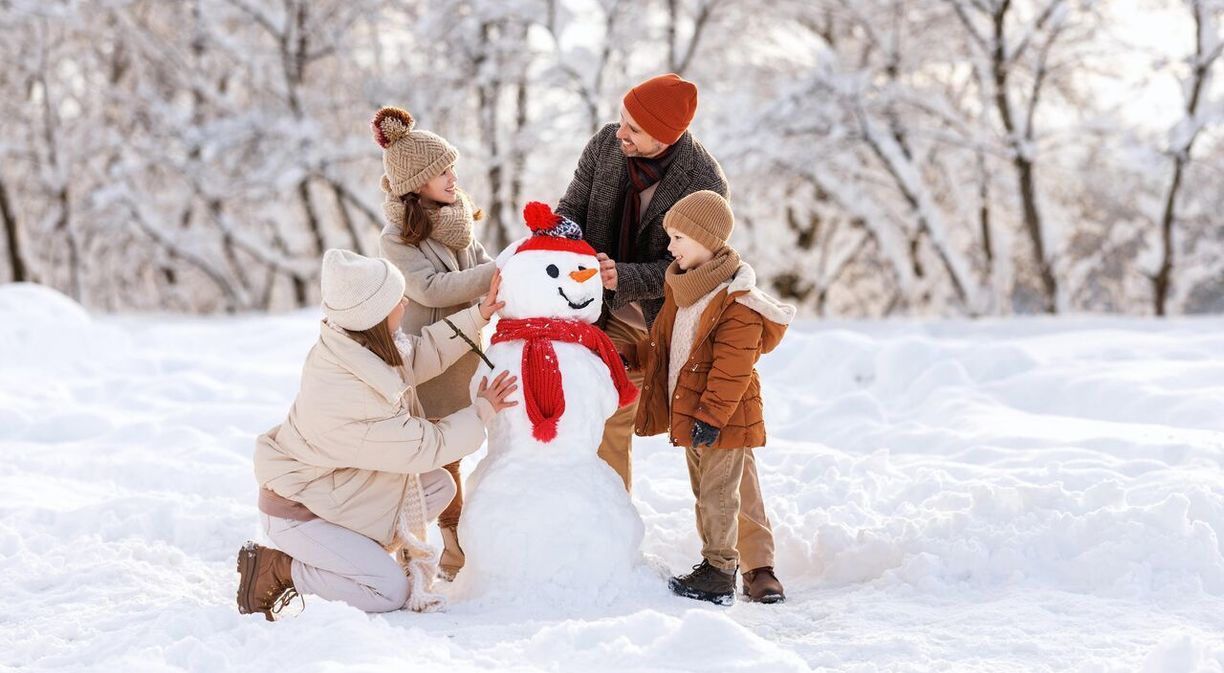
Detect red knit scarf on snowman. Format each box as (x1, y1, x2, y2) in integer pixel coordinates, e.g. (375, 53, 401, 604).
(491, 318, 639, 442)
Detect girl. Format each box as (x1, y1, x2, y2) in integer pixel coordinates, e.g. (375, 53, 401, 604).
(236, 249, 516, 620)
(372, 106, 497, 580)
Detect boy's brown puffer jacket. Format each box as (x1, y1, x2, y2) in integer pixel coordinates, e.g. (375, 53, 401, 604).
(630, 263, 794, 450)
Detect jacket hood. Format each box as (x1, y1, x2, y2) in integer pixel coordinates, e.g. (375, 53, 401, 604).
(726, 262, 795, 353)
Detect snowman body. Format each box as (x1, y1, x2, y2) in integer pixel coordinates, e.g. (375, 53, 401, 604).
(454, 205, 645, 603)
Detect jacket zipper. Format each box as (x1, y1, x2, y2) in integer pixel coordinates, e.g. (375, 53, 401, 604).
(664, 297, 735, 444)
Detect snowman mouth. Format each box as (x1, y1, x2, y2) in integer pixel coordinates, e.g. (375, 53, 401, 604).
(557, 287, 594, 310)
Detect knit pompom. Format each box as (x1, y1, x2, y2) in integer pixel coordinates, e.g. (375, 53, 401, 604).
(372, 106, 416, 148)
(523, 201, 560, 233)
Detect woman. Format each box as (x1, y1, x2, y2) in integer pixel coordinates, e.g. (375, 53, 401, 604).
(236, 248, 515, 620)
(372, 105, 497, 580)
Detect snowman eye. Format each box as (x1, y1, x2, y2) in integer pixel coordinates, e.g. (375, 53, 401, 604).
(578, 265, 587, 271)
(546, 264, 559, 278)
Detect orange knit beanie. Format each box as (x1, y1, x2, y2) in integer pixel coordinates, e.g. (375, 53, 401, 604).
(622, 73, 698, 145)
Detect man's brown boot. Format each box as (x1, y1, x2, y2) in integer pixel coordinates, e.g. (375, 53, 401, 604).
(438, 526, 465, 581)
(742, 566, 785, 604)
(236, 541, 299, 621)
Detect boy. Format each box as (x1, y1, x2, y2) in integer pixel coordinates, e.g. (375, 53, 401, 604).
(624, 190, 795, 605)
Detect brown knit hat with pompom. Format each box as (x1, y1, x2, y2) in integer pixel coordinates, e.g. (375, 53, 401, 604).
(371, 107, 458, 196)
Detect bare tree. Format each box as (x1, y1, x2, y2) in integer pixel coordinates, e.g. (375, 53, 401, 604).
(666, 0, 725, 76)
(1152, 0, 1224, 315)
(947, 0, 1086, 313)
(32, 17, 83, 301)
(542, 0, 628, 135)
(3, 0, 1222, 319)
(0, 177, 25, 283)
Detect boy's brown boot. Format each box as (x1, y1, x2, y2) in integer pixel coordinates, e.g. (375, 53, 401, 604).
(236, 541, 299, 621)
(742, 566, 785, 604)
(668, 559, 736, 606)
(438, 526, 465, 581)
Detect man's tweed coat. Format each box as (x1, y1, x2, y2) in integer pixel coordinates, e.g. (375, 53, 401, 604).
(557, 123, 729, 328)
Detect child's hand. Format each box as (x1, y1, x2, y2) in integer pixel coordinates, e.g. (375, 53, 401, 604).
(476, 370, 519, 413)
(691, 420, 720, 447)
(617, 344, 640, 371)
(479, 268, 505, 320)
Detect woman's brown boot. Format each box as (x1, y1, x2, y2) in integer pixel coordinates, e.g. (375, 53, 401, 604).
(236, 541, 300, 621)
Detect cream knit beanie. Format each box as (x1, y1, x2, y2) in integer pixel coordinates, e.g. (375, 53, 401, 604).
(371, 106, 459, 196)
(663, 190, 734, 253)
(320, 249, 406, 331)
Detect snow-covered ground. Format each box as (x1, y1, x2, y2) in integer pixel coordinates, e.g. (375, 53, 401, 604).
(3, 282, 1223, 673)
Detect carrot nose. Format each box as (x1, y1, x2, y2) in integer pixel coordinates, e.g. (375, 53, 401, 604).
(570, 268, 598, 283)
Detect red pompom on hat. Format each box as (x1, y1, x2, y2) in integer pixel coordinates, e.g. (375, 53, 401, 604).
(516, 202, 596, 256)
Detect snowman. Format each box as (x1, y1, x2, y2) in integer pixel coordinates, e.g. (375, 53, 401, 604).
(453, 202, 645, 604)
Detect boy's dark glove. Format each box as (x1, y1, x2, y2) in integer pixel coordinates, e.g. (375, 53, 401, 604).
(691, 420, 720, 448)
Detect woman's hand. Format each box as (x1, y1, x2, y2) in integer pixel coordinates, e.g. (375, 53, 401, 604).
(479, 268, 505, 320)
(476, 370, 519, 412)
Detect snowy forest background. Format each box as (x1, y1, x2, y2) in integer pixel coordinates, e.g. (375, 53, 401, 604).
(2, 0, 1223, 318)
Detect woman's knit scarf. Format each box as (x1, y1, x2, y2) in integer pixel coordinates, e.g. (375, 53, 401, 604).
(380, 176, 476, 251)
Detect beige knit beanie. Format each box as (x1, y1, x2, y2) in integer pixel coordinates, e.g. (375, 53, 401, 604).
(371, 106, 459, 196)
(320, 249, 406, 331)
(663, 190, 734, 253)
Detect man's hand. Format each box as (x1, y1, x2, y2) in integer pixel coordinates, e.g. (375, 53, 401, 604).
(596, 253, 617, 291)
(691, 420, 720, 448)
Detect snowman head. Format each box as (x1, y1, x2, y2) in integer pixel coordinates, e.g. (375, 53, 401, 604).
(495, 203, 604, 323)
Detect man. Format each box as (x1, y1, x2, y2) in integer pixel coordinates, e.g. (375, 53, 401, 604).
(556, 73, 785, 603)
